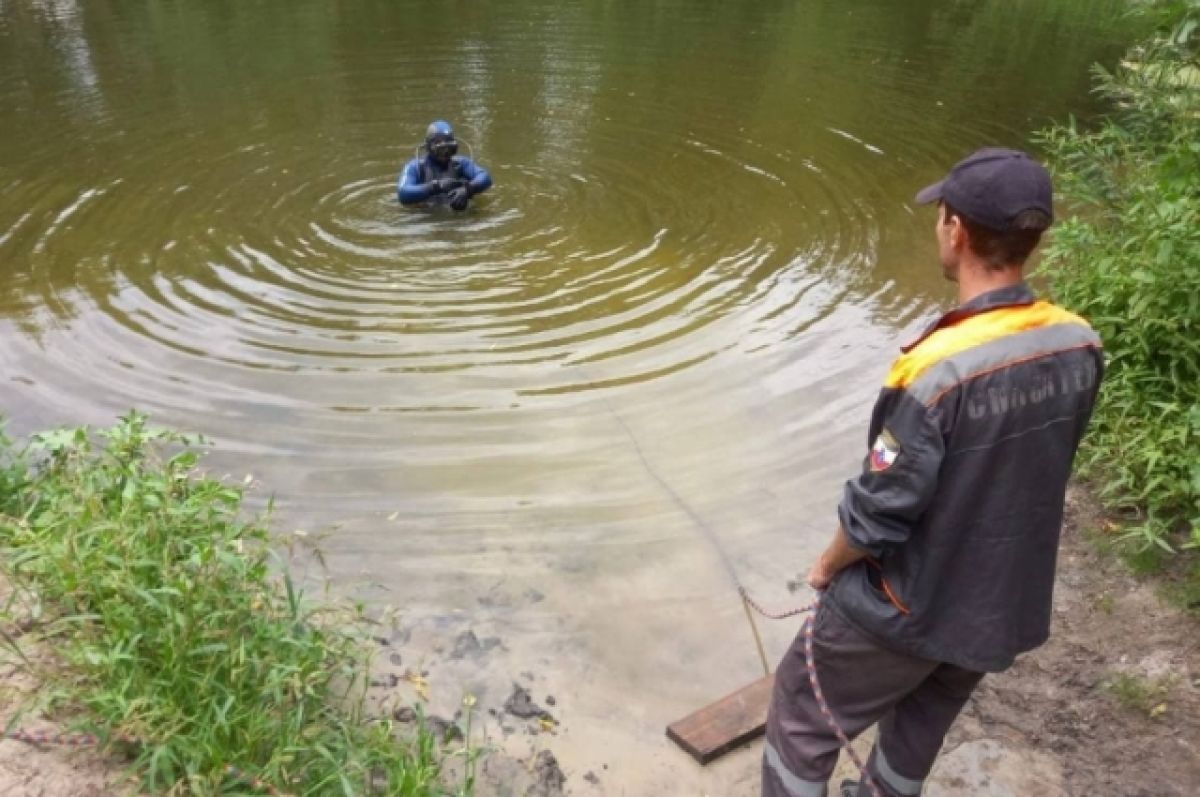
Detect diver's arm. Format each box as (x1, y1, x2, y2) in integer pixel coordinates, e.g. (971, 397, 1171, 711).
(398, 161, 428, 204)
(459, 159, 493, 196)
(398, 160, 450, 204)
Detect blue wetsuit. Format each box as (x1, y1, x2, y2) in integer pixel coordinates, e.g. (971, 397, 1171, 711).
(397, 155, 492, 206)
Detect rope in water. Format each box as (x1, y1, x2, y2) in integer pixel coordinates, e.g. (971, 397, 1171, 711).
(596, 405, 884, 794)
(1, 731, 293, 796)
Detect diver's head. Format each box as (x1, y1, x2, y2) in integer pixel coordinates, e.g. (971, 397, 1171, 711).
(424, 120, 458, 166)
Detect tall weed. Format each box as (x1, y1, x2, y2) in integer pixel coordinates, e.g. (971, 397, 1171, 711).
(1037, 3, 1200, 552)
(0, 412, 465, 795)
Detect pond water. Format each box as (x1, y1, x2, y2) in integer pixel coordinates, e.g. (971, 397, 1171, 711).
(0, 0, 1136, 791)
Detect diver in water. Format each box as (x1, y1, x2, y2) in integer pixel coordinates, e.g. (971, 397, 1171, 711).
(397, 120, 492, 211)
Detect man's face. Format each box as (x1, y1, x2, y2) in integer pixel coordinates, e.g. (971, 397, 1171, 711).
(429, 136, 456, 166)
(936, 203, 960, 283)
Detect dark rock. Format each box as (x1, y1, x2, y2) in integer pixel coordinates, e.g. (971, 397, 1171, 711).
(369, 673, 400, 689)
(392, 706, 417, 723)
(529, 749, 566, 796)
(424, 715, 463, 743)
(449, 630, 502, 661)
(389, 652, 403, 667)
(545, 695, 556, 707)
(584, 771, 600, 786)
(504, 684, 554, 721)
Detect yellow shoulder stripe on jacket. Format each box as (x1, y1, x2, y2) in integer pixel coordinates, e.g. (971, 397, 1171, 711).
(884, 302, 1091, 390)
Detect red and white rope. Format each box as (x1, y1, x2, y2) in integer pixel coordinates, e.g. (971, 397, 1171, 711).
(744, 590, 884, 797)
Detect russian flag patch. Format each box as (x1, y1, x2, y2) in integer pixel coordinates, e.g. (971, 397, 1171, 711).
(869, 429, 901, 472)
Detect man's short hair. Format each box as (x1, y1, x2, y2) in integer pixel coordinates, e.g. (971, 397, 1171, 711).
(944, 203, 1051, 269)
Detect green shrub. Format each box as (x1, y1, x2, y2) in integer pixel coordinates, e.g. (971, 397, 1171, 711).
(1037, 4, 1200, 552)
(0, 413, 466, 795)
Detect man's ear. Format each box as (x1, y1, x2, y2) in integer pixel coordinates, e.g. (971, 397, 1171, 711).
(948, 214, 968, 252)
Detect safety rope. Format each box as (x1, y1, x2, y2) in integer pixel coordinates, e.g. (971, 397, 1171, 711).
(802, 595, 881, 797)
(3, 730, 121, 746)
(603, 404, 883, 795)
(739, 591, 883, 797)
(0, 731, 293, 796)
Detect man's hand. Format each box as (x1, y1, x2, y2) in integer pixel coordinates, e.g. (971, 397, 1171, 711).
(807, 556, 836, 591)
(447, 186, 471, 211)
(432, 177, 463, 195)
(806, 525, 867, 591)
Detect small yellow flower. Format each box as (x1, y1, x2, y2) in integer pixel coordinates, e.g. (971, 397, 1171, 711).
(404, 673, 430, 702)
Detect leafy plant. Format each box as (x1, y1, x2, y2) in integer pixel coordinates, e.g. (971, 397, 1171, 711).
(0, 412, 471, 795)
(1036, 2, 1200, 554)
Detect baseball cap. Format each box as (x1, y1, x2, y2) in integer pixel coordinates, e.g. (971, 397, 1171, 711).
(914, 148, 1053, 232)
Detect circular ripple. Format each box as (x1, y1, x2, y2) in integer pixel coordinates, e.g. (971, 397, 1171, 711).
(0, 0, 1131, 483)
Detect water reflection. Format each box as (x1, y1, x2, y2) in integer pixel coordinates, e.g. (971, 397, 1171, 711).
(29, 0, 102, 113)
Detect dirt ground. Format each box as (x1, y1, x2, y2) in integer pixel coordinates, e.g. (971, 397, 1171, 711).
(0, 614, 135, 795)
(938, 486, 1200, 796)
(0, 485, 1196, 796)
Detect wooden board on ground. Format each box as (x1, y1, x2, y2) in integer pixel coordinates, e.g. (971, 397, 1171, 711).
(666, 674, 774, 764)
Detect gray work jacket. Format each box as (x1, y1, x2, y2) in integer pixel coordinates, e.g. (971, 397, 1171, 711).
(827, 283, 1103, 672)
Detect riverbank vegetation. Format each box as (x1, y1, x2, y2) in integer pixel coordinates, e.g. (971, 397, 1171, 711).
(1037, 0, 1199, 593)
(0, 413, 471, 795)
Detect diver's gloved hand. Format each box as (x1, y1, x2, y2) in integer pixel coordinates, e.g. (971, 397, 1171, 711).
(431, 177, 463, 195)
(447, 186, 471, 211)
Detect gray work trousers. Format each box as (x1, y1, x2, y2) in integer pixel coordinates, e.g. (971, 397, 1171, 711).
(761, 601, 984, 797)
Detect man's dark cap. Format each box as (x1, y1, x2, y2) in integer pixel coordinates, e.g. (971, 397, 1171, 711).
(914, 148, 1053, 231)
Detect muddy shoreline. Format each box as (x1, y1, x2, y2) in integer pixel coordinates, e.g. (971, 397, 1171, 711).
(361, 484, 1200, 796)
(0, 485, 1196, 795)
(368, 483, 1200, 796)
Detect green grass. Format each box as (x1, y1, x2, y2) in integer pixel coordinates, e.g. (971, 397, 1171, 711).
(1165, 561, 1200, 610)
(0, 413, 473, 795)
(1104, 672, 1172, 717)
(1080, 519, 1200, 613)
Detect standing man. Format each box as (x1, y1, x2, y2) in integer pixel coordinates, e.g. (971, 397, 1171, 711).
(398, 119, 492, 211)
(762, 148, 1104, 797)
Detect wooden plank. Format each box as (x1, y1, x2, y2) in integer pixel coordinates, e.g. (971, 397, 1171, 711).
(666, 674, 775, 764)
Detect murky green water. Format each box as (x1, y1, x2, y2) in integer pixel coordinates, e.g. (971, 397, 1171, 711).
(0, 0, 1136, 790)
